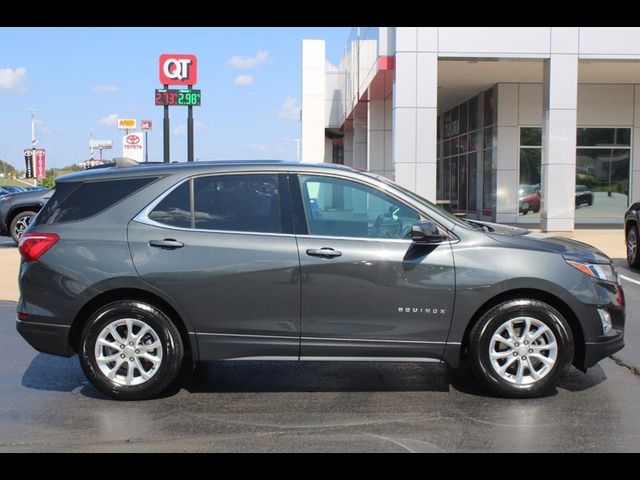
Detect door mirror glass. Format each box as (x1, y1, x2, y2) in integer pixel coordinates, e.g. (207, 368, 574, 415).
(411, 220, 447, 245)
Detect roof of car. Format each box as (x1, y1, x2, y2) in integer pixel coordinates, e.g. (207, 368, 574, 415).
(55, 159, 362, 183)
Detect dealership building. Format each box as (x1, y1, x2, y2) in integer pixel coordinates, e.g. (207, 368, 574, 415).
(301, 28, 640, 230)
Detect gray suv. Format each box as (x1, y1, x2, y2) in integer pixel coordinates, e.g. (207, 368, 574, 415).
(16, 160, 625, 400)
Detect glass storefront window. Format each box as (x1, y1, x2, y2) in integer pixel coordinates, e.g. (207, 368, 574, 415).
(518, 127, 542, 220)
(450, 156, 458, 210)
(469, 97, 478, 131)
(459, 102, 468, 136)
(520, 127, 542, 147)
(468, 152, 477, 213)
(483, 126, 494, 150)
(459, 155, 468, 212)
(482, 149, 494, 216)
(576, 146, 630, 221)
(469, 131, 479, 152)
(483, 87, 496, 127)
(577, 128, 631, 147)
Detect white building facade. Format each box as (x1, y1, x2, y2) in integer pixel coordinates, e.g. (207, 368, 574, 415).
(301, 27, 640, 230)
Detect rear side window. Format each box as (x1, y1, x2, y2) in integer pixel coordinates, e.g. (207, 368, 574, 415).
(146, 174, 282, 234)
(193, 174, 281, 233)
(36, 177, 156, 225)
(148, 181, 191, 228)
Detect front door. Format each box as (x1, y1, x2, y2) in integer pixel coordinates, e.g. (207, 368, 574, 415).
(128, 173, 301, 360)
(293, 173, 455, 360)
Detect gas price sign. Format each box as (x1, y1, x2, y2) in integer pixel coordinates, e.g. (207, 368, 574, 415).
(155, 89, 201, 106)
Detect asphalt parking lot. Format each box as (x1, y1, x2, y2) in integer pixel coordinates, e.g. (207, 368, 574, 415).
(1, 237, 640, 452)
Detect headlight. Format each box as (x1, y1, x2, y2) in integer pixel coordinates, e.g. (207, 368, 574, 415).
(565, 259, 616, 282)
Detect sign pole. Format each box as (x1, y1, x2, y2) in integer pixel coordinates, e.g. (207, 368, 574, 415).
(187, 85, 194, 162)
(163, 84, 170, 163)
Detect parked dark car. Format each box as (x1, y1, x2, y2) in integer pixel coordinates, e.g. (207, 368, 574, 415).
(17, 160, 624, 400)
(518, 184, 540, 215)
(575, 185, 594, 207)
(0, 185, 26, 193)
(0, 188, 53, 244)
(625, 202, 640, 268)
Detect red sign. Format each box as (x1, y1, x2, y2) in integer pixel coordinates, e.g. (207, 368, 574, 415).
(126, 135, 140, 145)
(141, 120, 152, 131)
(34, 149, 46, 179)
(159, 54, 197, 85)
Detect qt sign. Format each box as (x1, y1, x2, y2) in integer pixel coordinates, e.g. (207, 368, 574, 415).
(159, 54, 197, 85)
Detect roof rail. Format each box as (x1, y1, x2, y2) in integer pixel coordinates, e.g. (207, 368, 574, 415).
(114, 157, 140, 168)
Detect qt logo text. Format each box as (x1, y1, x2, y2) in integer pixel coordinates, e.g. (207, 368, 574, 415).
(159, 54, 198, 85)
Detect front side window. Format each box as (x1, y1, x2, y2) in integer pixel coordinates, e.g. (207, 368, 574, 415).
(298, 175, 420, 239)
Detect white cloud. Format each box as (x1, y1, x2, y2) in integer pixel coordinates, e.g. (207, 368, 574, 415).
(248, 143, 269, 153)
(42, 127, 52, 134)
(90, 85, 118, 93)
(277, 97, 300, 120)
(234, 74, 255, 87)
(99, 113, 119, 127)
(0, 67, 27, 91)
(173, 121, 206, 135)
(228, 51, 269, 70)
(34, 119, 44, 126)
(275, 137, 297, 153)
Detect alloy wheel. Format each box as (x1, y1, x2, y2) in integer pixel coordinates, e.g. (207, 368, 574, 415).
(94, 318, 163, 386)
(488, 316, 558, 385)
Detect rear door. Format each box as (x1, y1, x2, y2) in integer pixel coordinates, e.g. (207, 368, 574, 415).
(128, 172, 301, 360)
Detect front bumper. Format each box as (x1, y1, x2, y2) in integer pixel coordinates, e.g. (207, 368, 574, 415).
(17, 319, 74, 357)
(583, 329, 625, 369)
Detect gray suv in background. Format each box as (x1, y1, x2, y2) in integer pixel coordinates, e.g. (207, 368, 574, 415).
(16, 160, 625, 400)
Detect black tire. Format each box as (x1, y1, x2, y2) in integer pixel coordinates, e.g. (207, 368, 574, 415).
(10, 210, 36, 245)
(627, 225, 640, 268)
(79, 300, 184, 400)
(468, 299, 574, 398)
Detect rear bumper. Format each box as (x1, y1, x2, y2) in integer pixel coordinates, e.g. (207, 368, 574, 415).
(583, 330, 625, 369)
(17, 319, 74, 357)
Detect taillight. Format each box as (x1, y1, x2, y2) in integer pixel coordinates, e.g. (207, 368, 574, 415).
(18, 232, 60, 262)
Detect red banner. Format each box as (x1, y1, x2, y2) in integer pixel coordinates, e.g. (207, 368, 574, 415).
(34, 149, 46, 179)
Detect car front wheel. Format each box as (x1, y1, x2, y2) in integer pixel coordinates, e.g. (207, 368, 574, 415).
(468, 299, 574, 398)
(79, 300, 184, 400)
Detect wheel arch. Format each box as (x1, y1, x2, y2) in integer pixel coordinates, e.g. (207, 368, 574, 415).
(68, 288, 197, 362)
(458, 288, 585, 370)
(6, 205, 40, 230)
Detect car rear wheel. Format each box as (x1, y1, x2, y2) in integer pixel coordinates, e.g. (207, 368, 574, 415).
(79, 300, 184, 400)
(627, 225, 640, 268)
(468, 299, 574, 398)
(10, 210, 36, 245)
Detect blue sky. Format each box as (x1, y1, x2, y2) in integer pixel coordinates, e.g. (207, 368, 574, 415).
(0, 27, 351, 169)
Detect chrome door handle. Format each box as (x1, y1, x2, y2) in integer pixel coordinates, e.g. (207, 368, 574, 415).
(306, 248, 342, 258)
(149, 239, 184, 250)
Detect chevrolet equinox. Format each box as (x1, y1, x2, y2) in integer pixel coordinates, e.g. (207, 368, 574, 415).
(16, 160, 625, 399)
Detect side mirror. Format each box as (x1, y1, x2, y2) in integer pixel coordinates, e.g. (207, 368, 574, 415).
(411, 220, 448, 245)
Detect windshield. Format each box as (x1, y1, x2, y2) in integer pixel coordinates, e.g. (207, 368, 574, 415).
(366, 172, 470, 229)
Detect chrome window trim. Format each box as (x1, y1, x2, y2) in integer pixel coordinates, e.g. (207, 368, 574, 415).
(133, 173, 293, 237)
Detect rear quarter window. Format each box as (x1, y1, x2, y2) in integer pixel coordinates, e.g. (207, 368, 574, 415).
(35, 177, 157, 225)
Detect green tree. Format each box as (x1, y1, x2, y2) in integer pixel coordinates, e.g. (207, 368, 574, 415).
(40, 176, 55, 189)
